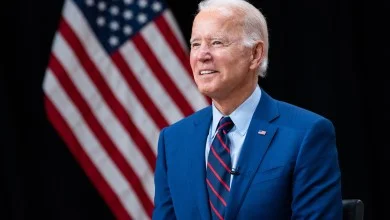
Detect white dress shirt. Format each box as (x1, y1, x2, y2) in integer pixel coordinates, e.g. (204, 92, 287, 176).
(205, 85, 262, 186)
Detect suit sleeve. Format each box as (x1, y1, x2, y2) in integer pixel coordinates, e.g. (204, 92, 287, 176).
(291, 118, 343, 219)
(152, 128, 176, 220)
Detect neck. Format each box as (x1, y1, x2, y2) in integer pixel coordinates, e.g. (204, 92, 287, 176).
(213, 82, 257, 115)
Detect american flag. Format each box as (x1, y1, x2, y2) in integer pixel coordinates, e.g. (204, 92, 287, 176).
(42, 0, 209, 219)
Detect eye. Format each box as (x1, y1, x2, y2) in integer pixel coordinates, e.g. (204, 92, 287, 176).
(212, 40, 223, 45)
(190, 42, 201, 49)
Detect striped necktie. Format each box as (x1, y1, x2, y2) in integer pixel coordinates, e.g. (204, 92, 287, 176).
(206, 116, 234, 220)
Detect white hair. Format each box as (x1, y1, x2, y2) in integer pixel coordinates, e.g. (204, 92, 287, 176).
(197, 0, 269, 77)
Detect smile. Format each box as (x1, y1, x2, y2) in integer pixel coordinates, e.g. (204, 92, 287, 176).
(200, 70, 217, 75)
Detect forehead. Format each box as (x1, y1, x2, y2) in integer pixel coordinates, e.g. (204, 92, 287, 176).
(191, 9, 244, 39)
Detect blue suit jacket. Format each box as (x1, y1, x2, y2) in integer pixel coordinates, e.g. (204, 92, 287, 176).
(153, 89, 342, 219)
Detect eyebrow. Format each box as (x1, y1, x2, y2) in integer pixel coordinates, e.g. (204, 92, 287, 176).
(189, 38, 198, 44)
(189, 36, 226, 44)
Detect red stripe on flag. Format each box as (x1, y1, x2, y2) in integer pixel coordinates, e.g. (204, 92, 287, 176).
(154, 15, 192, 77)
(111, 51, 168, 129)
(132, 33, 194, 117)
(58, 19, 156, 171)
(49, 54, 153, 217)
(44, 96, 132, 220)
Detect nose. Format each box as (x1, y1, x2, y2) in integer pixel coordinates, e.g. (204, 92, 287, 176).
(197, 45, 212, 62)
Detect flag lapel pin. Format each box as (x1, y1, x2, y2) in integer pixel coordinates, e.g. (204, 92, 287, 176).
(258, 130, 267, 135)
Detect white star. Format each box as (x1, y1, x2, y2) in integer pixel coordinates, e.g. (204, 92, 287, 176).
(85, 0, 94, 7)
(109, 36, 119, 46)
(123, 10, 133, 20)
(124, 0, 133, 5)
(138, 0, 147, 8)
(137, 13, 147, 24)
(97, 1, 106, 11)
(152, 2, 162, 12)
(123, 25, 133, 35)
(110, 5, 119, 16)
(96, 16, 106, 26)
(109, 21, 120, 31)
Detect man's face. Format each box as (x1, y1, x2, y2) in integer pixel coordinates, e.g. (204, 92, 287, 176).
(190, 9, 257, 101)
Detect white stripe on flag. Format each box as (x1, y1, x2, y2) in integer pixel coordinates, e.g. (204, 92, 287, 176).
(52, 34, 154, 202)
(119, 41, 184, 124)
(141, 22, 209, 111)
(63, 0, 160, 153)
(163, 10, 188, 53)
(43, 70, 149, 220)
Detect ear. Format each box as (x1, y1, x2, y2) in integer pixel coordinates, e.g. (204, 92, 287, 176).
(249, 40, 264, 71)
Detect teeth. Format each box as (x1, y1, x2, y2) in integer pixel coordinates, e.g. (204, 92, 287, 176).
(200, 70, 215, 75)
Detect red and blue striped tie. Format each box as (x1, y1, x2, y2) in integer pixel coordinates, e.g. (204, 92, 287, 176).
(206, 116, 234, 220)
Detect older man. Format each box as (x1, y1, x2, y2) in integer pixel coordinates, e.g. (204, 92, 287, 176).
(153, 0, 343, 219)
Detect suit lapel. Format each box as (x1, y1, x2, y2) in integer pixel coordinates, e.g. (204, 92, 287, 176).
(188, 107, 212, 220)
(225, 90, 280, 220)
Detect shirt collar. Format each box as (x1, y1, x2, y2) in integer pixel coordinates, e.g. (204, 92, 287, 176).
(210, 85, 262, 137)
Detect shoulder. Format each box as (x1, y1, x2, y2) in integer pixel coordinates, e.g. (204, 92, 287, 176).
(266, 93, 334, 131)
(161, 105, 212, 135)
(280, 101, 335, 137)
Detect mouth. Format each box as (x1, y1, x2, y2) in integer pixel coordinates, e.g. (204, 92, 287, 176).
(199, 70, 218, 75)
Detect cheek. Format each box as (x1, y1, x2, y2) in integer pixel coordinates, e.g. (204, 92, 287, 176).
(229, 52, 250, 70)
(189, 53, 197, 70)
(217, 57, 237, 73)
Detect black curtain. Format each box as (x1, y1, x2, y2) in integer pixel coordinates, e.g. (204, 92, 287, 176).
(3, 0, 385, 219)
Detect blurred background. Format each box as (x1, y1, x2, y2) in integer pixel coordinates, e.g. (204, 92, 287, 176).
(2, 0, 386, 219)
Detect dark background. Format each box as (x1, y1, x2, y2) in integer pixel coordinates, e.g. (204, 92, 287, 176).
(2, 0, 386, 219)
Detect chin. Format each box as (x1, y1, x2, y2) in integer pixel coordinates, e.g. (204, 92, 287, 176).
(198, 87, 222, 100)
(198, 87, 212, 96)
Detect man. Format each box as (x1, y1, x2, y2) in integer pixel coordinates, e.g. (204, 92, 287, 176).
(153, 0, 343, 219)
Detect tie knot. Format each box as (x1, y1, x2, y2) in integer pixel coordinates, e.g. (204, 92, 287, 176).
(217, 116, 234, 133)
